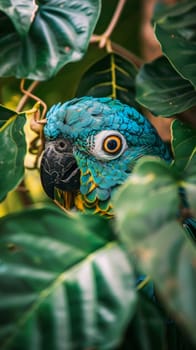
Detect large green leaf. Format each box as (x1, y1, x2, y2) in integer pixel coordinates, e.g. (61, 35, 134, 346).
(0, 206, 137, 350)
(0, 112, 26, 202)
(154, 0, 196, 88)
(0, 0, 101, 80)
(76, 53, 141, 109)
(113, 158, 196, 344)
(136, 56, 196, 117)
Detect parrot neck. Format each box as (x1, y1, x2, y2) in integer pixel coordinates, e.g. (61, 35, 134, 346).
(74, 192, 114, 217)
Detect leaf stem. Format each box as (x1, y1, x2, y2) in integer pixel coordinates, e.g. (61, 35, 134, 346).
(16, 80, 40, 113)
(17, 79, 47, 119)
(111, 42, 143, 68)
(91, 0, 127, 48)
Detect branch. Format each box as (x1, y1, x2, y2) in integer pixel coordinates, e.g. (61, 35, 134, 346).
(91, 0, 127, 48)
(16, 80, 40, 113)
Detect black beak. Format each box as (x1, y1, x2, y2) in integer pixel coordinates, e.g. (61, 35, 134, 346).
(40, 138, 80, 200)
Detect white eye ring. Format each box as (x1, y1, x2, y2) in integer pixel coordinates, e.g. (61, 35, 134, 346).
(88, 130, 128, 160)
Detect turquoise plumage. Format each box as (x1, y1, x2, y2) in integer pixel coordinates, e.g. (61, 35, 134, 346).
(41, 97, 171, 216)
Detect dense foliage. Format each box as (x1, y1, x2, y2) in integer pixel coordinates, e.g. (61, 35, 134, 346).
(0, 0, 195, 349)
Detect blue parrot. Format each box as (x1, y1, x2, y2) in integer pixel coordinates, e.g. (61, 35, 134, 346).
(40, 96, 172, 217)
(40, 95, 196, 300)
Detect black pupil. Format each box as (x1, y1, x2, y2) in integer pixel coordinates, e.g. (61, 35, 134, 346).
(107, 139, 118, 150)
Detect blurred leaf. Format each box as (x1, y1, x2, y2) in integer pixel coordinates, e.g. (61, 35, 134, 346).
(0, 0, 101, 80)
(76, 53, 140, 109)
(154, 0, 196, 88)
(122, 292, 167, 350)
(135, 224, 196, 342)
(171, 120, 196, 172)
(0, 113, 26, 202)
(136, 56, 196, 117)
(133, 222, 196, 345)
(183, 153, 196, 216)
(0, 0, 37, 36)
(0, 206, 137, 350)
(113, 157, 179, 245)
(113, 158, 196, 344)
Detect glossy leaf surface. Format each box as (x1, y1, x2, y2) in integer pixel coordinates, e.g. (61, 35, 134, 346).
(0, 112, 26, 202)
(0, 207, 137, 350)
(76, 53, 140, 109)
(0, 0, 101, 80)
(154, 0, 196, 87)
(136, 56, 196, 117)
(0, 0, 37, 36)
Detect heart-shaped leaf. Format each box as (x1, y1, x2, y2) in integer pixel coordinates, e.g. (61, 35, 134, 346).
(76, 53, 141, 109)
(0, 206, 137, 350)
(0, 0, 101, 80)
(136, 56, 196, 117)
(0, 111, 26, 202)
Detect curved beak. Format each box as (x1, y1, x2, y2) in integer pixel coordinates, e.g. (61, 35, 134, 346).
(40, 138, 80, 206)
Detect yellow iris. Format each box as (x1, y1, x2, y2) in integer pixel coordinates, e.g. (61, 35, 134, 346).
(103, 135, 122, 154)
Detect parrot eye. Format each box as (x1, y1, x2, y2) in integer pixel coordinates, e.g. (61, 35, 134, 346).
(103, 135, 122, 154)
(89, 130, 127, 160)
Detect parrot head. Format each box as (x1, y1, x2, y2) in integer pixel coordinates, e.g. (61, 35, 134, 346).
(40, 97, 171, 216)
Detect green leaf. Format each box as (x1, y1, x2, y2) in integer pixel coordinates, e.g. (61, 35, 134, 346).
(0, 206, 137, 350)
(0, 104, 17, 128)
(76, 53, 141, 109)
(113, 158, 196, 344)
(171, 119, 196, 172)
(183, 153, 196, 216)
(0, 0, 37, 36)
(136, 56, 196, 117)
(122, 292, 168, 350)
(170, 120, 196, 214)
(134, 222, 196, 345)
(0, 0, 101, 80)
(0, 113, 26, 202)
(154, 0, 196, 88)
